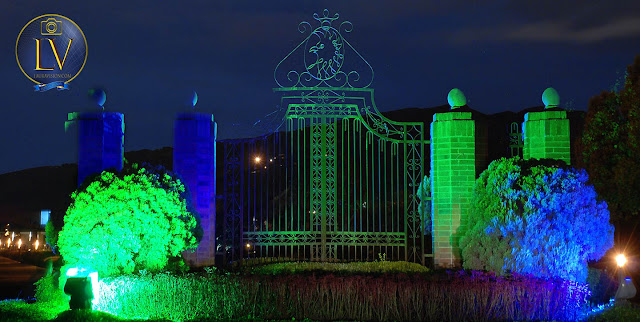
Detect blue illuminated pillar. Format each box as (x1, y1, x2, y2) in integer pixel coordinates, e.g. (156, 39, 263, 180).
(174, 113, 217, 267)
(76, 112, 125, 186)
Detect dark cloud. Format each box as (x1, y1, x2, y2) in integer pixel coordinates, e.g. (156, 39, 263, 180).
(449, 0, 640, 44)
(453, 16, 640, 44)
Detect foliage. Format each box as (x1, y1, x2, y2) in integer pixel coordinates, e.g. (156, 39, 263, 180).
(586, 267, 617, 304)
(93, 269, 589, 321)
(588, 303, 640, 321)
(416, 175, 432, 235)
(459, 157, 614, 283)
(0, 299, 58, 321)
(34, 274, 69, 312)
(578, 55, 640, 225)
(45, 221, 58, 254)
(3, 267, 594, 321)
(96, 272, 243, 321)
(248, 260, 430, 275)
(57, 164, 200, 277)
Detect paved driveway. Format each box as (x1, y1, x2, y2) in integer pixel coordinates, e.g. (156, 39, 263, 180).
(0, 256, 45, 300)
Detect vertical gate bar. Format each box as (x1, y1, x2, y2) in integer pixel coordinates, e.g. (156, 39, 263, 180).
(378, 140, 382, 236)
(320, 117, 327, 261)
(420, 127, 426, 265)
(382, 141, 387, 257)
(348, 119, 353, 261)
(304, 118, 309, 260)
(357, 121, 362, 259)
(239, 142, 245, 261)
(403, 140, 409, 261)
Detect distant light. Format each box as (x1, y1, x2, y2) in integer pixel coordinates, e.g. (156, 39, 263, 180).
(246, 243, 251, 248)
(17, 239, 22, 249)
(254, 156, 261, 163)
(35, 240, 39, 250)
(41, 210, 51, 227)
(616, 254, 627, 267)
(269, 158, 273, 162)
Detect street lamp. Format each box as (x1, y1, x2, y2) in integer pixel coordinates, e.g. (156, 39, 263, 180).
(615, 253, 636, 303)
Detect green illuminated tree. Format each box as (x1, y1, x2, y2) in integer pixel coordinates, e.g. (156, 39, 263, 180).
(578, 55, 640, 225)
(58, 164, 200, 277)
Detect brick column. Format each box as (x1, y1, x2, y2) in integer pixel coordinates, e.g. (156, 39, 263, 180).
(522, 88, 570, 165)
(76, 112, 124, 186)
(430, 89, 476, 268)
(174, 113, 217, 267)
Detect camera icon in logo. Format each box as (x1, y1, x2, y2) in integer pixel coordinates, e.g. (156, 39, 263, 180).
(41, 18, 63, 35)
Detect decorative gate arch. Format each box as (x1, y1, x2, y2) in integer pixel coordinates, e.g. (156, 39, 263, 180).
(222, 10, 429, 264)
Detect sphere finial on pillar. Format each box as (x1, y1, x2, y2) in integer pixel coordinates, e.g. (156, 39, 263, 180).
(542, 87, 560, 109)
(447, 88, 467, 109)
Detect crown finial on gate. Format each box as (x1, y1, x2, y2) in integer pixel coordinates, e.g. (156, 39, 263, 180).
(274, 9, 374, 89)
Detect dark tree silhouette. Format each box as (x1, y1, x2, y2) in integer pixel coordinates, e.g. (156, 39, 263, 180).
(578, 55, 640, 226)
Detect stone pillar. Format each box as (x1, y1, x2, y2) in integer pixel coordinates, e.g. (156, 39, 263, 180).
(76, 112, 124, 186)
(174, 113, 216, 267)
(522, 88, 571, 165)
(430, 89, 476, 268)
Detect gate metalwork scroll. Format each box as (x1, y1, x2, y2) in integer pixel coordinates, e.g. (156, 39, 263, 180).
(509, 122, 523, 157)
(222, 10, 430, 264)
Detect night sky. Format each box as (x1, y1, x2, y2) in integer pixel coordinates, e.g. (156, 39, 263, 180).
(2, 0, 640, 174)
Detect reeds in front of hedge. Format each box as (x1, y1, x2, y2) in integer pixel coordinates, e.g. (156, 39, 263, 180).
(94, 270, 590, 321)
(241, 270, 590, 321)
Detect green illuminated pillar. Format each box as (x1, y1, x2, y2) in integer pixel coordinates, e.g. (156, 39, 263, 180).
(522, 88, 570, 165)
(431, 89, 476, 268)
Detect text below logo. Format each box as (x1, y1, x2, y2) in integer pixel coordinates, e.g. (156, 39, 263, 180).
(16, 14, 87, 92)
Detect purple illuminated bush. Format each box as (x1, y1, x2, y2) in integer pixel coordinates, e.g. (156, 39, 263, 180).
(460, 157, 614, 283)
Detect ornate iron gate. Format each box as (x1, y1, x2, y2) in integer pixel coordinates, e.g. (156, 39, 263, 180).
(222, 10, 429, 264)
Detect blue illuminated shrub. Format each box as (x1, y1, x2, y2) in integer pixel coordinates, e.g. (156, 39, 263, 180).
(460, 157, 614, 283)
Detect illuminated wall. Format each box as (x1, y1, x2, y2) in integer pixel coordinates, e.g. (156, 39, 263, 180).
(77, 112, 125, 186)
(522, 88, 570, 164)
(174, 113, 217, 267)
(431, 105, 476, 267)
